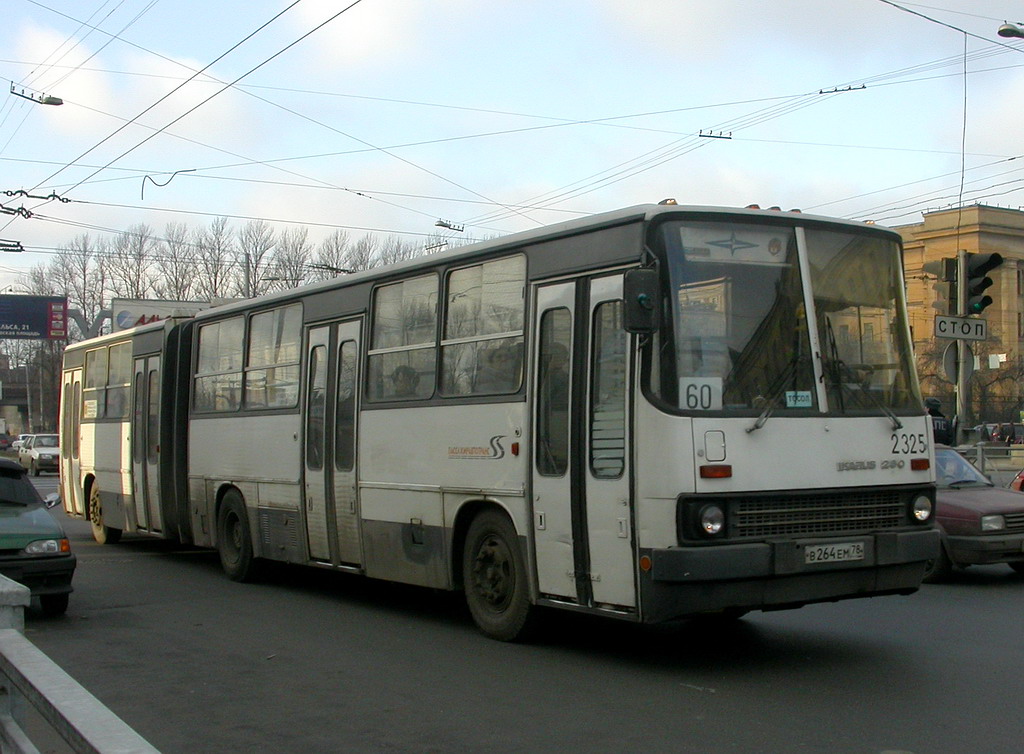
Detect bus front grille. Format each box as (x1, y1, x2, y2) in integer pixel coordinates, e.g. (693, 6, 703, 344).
(733, 491, 905, 538)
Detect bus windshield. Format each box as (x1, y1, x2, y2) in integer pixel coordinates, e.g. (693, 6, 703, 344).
(658, 220, 919, 415)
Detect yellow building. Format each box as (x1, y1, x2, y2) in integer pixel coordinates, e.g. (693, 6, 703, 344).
(897, 204, 1024, 424)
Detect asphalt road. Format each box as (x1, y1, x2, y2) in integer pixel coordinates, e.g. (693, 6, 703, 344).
(18, 473, 1024, 754)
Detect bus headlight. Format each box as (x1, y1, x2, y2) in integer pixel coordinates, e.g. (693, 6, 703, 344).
(910, 494, 933, 523)
(698, 505, 725, 536)
(981, 515, 1005, 531)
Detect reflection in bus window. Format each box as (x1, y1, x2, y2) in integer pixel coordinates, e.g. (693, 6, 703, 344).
(306, 345, 327, 471)
(83, 347, 108, 420)
(194, 317, 244, 412)
(335, 341, 356, 471)
(441, 255, 525, 396)
(536, 309, 571, 476)
(106, 342, 132, 419)
(245, 305, 301, 409)
(368, 275, 437, 401)
(147, 370, 160, 463)
(591, 301, 626, 478)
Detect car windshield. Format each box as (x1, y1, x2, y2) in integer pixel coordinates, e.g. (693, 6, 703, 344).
(32, 435, 58, 448)
(935, 449, 992, 488)
(0, 468, 42, 505)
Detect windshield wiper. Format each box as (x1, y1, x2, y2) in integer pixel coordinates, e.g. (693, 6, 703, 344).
(947, 478, 991, 488)
(747, 353, 806, 433)
(822, 316, 902, 431)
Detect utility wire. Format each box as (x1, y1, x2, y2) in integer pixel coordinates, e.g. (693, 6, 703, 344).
(28, 0, 309, 193)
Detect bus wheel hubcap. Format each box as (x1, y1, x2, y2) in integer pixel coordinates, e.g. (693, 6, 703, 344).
(472, 535, 512, 609)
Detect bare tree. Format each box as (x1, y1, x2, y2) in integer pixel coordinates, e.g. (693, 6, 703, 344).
(377, 235, 420, 267)
(343, 234, 380, 273)
(311, 229, 352, 281)
(48, 234, 109, 340)
(107, 224, 157, 299)
(153, 221, 196, 300)
(193, 216, 235, 302)
(235, 219, 276, 298)
(268, 227, 312, 291)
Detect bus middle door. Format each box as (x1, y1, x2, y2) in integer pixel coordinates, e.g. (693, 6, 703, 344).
(60, 369, 85, 518)
(131, 355, 163, 532)
(304, 320, 363, 567)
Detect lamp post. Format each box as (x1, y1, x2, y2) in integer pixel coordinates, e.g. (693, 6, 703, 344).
(23, 363, 31, 434)
(998, 22, 1024, 38)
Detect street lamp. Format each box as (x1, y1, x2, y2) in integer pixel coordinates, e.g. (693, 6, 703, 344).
(998, 22, 1024, 38)
(8, 82, 62, 106)
(435, 220, 465, 232)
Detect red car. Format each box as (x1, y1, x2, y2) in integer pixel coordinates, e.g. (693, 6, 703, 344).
(927, 446, 1024, 581)
(1009, 466, 1024, 492)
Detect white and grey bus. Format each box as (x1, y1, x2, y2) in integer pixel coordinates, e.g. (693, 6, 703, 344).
(59, 203, 939, 640)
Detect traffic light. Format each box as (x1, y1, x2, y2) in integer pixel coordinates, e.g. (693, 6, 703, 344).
(965, 252, 1004, 314)
(931, 281, 956, 314)
(924, 257, 957, 315)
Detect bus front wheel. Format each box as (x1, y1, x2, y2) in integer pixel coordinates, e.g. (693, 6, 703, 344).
(462, 510, 535, 641)
(217, 491, 259, 582)
(88, 484, 121, 545)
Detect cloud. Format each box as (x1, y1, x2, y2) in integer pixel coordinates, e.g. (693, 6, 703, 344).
(288, 0, 429, 70)
(12, 22, 119, 143)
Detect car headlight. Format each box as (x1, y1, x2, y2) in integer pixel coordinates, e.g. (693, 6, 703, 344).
(24, 539, 70, 555)
(698, 504, 725, 536)
(981, 515, 1006, 532)
(911, 494, 933, 522)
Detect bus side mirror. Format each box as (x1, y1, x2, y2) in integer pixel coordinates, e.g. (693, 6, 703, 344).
(623, 268, 661, 334)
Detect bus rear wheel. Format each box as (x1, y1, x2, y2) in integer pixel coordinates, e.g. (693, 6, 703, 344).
(217, 491, 260, 582)
(88, 483, 121, 545)
(462, 510, 535, 641)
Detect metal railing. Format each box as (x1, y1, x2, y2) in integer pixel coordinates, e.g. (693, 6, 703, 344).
(0, 576, 158, 753)
(957, 443, 1024, 487)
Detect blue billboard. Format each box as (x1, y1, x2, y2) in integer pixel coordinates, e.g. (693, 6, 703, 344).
(0, 295, 68, 340)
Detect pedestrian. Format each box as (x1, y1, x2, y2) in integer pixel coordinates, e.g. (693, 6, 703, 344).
(925, 397, 953, 445)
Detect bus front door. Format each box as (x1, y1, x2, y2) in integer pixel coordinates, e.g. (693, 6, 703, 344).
(304, 320, 363, 567)
(532, 275, 636, 611)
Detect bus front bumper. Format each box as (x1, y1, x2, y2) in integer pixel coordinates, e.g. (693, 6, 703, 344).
(639, 528, 939, 623)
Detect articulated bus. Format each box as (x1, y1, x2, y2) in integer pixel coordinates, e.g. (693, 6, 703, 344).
(59, 203, 940, 640)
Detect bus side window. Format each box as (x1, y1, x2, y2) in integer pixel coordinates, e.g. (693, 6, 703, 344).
(590, 300, 626, 478)
(536, 308, 571, 476)
(335, 340, 357, 471)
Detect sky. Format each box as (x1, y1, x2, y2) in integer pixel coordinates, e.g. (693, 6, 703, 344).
(2, 0, 1024, 291)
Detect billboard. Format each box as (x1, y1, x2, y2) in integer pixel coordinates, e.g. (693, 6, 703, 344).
(111, 298, 215, 331)
(0, 295, 68, 340)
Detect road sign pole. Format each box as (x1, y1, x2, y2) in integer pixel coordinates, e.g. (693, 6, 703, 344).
(956, 249, 968, 443)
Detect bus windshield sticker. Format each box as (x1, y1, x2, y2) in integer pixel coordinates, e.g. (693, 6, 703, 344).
(785, 391, 813, 409)
(679, 227, 790, 267)
(679, 377, 723, 411)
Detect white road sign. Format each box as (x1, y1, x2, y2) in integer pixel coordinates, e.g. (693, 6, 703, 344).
(934, 315, 987, 341)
